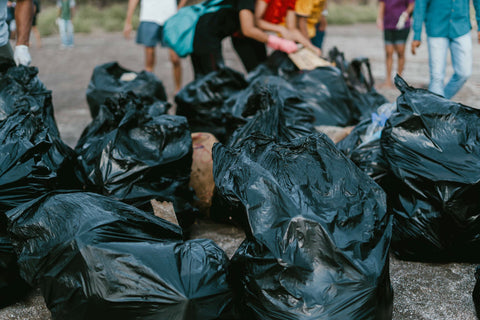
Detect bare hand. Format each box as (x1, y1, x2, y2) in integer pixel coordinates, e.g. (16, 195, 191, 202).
(279, 27, 294, 41)
(376, 17, 383, 30)
(123, 23, 132, 39)
(411, 40, 421, 55)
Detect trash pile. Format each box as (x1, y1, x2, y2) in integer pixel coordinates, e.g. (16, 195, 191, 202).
(2, 47, 480, 319)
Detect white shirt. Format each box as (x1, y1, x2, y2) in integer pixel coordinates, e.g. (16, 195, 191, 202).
(0, 0, 8, 47)
(140, 0, 178, 25)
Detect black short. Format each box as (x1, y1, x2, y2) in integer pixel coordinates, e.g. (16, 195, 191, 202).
(384, 28, 410, 45)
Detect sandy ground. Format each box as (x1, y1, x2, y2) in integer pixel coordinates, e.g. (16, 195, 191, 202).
(1, 24, 479, 320)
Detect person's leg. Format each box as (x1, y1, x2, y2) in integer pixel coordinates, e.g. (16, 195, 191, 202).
(393, 43, 406, 76)
(66, 19, 74, 47)
(231, 36, 267, 72)
(169, 48, 182, 93)
(426, 36, 449, 97)
(32, 26, 41, 48)
(58, 19, 68, 47)
(444, 32, 472, 99)
(190, 48, 224, 79)
(382, 44, 394, 87)
(145, 47, 155, 72)
(311, 28, 325, 49)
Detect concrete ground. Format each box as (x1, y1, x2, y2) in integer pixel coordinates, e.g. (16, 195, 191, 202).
(0, 24, 479, 320)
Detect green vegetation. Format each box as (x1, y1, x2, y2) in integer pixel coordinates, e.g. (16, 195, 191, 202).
(37, 4, 139, 36)
(328, 3, 377, 25)
(36, 3, 376, 37)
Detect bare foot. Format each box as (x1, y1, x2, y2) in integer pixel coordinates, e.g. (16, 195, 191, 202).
(377, 81, 395, 89)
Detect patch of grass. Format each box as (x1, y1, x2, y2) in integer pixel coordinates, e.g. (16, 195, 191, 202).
(37, 2, 376, 37)
(328, 3, 377, 25)
(37, 4, 139, 36)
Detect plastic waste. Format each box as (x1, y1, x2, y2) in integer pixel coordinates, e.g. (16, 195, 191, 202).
(381, 76, 480, 262)
(214, 133, 393, 319)
(76, 93, 197, 229)
(86, 62, 168, 118)
(5, 192, 235, 320)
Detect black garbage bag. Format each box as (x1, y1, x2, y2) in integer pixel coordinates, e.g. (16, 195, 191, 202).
(224, 76, 316, 146)
(289, 67, 358, 126)
(328, 47, 388, 121)
(246, 51, 299, 82)
(381, 76, 480, 262)
(4, 192, 235, 320)
(76, 94, 197, 229)
(337, 102, 396, 183)
(474, 267, 480, 318)
(175, 66, 248, 142)
(0, 110, 81, 306)
(214, 134, 393, 319)
(86, 61, 168, 118)
(0, 63, 59, 136)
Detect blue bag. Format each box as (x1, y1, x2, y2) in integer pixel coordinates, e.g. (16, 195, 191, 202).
(163, 0, 232, 57)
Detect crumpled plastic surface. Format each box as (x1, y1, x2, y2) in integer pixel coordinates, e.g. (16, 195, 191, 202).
(213, 133, 393, 319)
(381, 76, 480, 262)
(5, 192, 235, 320)
(0, 110, 81, 306)
(175, 67, 248, 142)
(338, 102, 396, 183)
(76, 94, 197, 229)
(86, 61, 168, 118)
(0, 62, 59, 136)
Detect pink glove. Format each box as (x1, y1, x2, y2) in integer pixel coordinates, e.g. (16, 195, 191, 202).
(267, 35, 298, 54)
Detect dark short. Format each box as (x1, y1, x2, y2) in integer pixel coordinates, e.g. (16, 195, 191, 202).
(384, 28, 410, 45)
(136, 21, 165, 47)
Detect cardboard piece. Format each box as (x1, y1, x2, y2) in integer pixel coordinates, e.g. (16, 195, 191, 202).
(288, 47, 332, 70)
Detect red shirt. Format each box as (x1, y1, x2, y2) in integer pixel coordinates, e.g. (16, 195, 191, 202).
(262, 0, 296, 25)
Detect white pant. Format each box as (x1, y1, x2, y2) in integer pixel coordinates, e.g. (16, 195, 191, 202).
(58, 19, 74, 47)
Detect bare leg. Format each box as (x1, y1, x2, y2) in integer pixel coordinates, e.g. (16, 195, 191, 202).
(379, 44, 394, 88)
(169, 48, 182, 93)
(394, 43, 406, 76)
(145, 46, 155, 72)
(32, 26, 41, 48)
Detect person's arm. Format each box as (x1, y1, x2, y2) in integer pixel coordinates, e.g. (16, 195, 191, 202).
(177, 0, 188, 9)
(254, 0, 292, 39)
(294, 0, 311, 39)
(411, 0, 427, 54)
(297, 15, 308, 39)
(285, 9, 321, 55)
(15, 0, 33, 46)
(473, 0, 480, 43)
(239, 8, 297, 53)
(318, 2, 327, 32)
(377, 1, 384, 30)
(124, 0, 140, 39)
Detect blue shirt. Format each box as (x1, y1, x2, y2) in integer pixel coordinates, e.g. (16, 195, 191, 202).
(0, 0, 8, 47)
(412, 0, 480, 40)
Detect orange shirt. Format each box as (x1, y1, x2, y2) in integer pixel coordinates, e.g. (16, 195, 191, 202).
(295, 0, 326, 38)
(262, 0, 296, 25)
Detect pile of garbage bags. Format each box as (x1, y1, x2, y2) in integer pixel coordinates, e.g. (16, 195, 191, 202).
(6, 192, 234, 320)
(76, 93, 197, 228)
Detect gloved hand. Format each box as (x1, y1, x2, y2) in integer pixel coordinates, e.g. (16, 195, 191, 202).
(267, 35, 298, 54)
(14, 45, 31, 66)
(396, 11, 409, 30)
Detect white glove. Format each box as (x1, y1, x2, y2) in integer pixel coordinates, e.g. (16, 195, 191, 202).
(396, 11, 409, 30)
(14, 45, 31, 66)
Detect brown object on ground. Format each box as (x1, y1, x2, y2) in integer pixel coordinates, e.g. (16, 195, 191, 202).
(315, 125, 355, 143)
(189, 132, 218, 216)
(151, 200, 178, 225)
(288, 47, 332, 70)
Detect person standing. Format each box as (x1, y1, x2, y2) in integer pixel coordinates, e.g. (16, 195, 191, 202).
(57, 0, 75, 48)
(0, 0, 32, 65)
(295, 0, 328, 50)
(124, 0, 187, 93)
(411, 0, 480, 99)
(377, 0, 414, 88)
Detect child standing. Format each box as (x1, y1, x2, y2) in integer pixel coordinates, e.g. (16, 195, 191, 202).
(57, 0, 75, 48)
(377, 0, 414, 88)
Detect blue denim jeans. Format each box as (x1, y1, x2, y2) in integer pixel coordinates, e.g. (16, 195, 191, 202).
(58, 19, 74, 47)
(427, 32, 472, 99)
